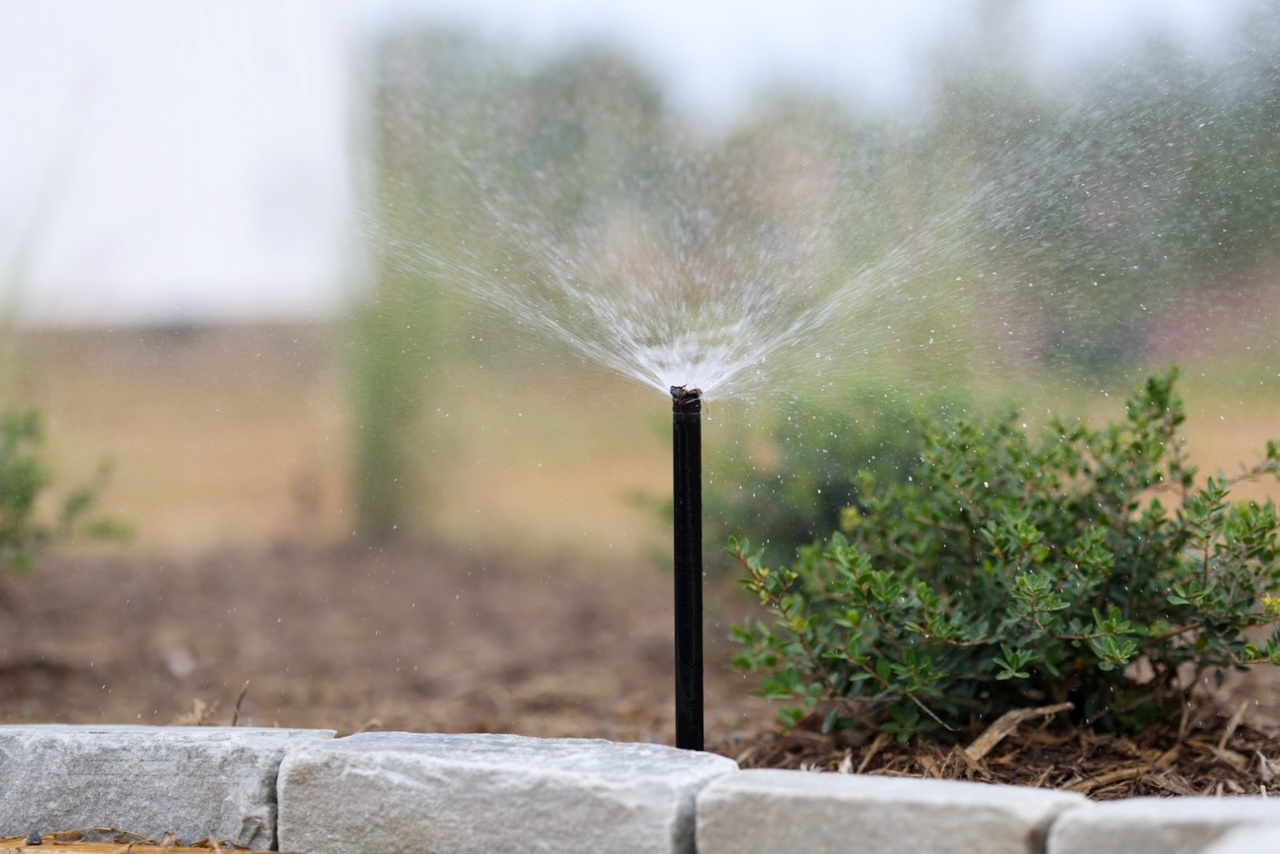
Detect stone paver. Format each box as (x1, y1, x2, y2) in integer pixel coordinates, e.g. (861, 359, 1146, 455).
(696, 768, 1087, 854)
(1048, 797, 1280, 854)
(1200, 823, 1280, 854)
(0, 724, 335, 848)
(276, 732, 737, 854)
(12, 723, 1280, 854)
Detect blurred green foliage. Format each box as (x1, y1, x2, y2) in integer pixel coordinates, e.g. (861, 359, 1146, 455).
(0, 410, 129, 576)
(706, 385, 970, 570)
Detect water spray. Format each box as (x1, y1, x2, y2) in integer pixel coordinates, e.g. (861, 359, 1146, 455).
(670, 385, 704, 751)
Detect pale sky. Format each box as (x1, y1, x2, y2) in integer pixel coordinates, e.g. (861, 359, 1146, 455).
(0, 0, 1247, 325)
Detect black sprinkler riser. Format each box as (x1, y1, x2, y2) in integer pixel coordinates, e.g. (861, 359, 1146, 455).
(671, 385, 704, 751)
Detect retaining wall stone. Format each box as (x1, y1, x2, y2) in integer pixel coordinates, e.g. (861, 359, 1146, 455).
(1048, 797, 1280, 854)
(695, 768, 1087, 854)
(0, 724, 335, 848)
(276, 732, 738, 854)
(8, 725, 1280, 854)
(1200, 823, 1280, 854)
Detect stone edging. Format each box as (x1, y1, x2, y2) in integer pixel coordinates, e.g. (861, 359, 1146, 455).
(3, 726, 1280, 853)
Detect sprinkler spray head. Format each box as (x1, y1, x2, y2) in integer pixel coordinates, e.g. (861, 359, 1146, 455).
(670, 383, 704, 750)
(671, 385, 702, 411)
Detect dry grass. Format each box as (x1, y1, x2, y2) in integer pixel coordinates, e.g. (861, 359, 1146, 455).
(9, 323, 350, 556)
(6, 322, 672, 567)
(6, 321, 1276, 566)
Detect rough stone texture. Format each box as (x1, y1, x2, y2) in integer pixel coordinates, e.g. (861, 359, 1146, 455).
(277, 732, 738, 854)
(1048, 797, 1280, 854)
(696, 769, 1087, 854)
(1200, 824, 1280, 854)
(0, 725, 334, 848)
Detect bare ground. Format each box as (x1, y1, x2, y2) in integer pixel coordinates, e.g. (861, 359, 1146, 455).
(0, 540, 777, 744)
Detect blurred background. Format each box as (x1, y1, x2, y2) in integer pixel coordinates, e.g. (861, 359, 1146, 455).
(2, 0, 1278, 567)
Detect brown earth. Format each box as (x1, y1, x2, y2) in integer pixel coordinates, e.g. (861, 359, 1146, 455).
(0, 539, 775, 746)
(1, 321, 1279, 799)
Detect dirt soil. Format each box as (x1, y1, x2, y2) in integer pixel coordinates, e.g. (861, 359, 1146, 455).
(0, 541, 778, 745)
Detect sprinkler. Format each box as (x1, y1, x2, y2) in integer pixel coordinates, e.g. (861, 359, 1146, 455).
(670, 385, 703, 751)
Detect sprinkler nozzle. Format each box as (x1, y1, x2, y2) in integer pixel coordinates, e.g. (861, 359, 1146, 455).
(670, 385, 702, 412)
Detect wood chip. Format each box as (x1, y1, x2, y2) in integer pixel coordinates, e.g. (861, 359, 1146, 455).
(1068, 765, 1146, 794)
(1144, 773, 1198, 796)
(1210, 745, 1249, 772)
(717, 701, 1280, 800)
(964, 702, 1074, 762)
(0, 828, 284, 854)
(856, 731, 891, 774)
(951, 743, 986, 774)
(1258, 751, 1279, 783)
(1154, 744, 1181, 769)
(0, 843, 274, 853)
(918, 750, 942, 778)
(1218, 700, 1249, 752)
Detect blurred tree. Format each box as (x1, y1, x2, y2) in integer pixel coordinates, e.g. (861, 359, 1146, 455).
(351, 28, 516, 538)
(926, 9, 1280, 370)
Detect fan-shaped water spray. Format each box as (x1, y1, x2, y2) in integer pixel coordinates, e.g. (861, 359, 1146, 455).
(379, 153, 980, 748)
(392, 157, 969, 404)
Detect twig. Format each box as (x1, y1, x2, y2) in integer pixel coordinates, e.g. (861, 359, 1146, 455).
(856, 731, 891, 774)
(230, 681, 250, 727)
(1217, 699, 1248, 752)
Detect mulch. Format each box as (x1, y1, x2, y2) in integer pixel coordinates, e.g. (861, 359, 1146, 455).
(715, 698, 1280, 799)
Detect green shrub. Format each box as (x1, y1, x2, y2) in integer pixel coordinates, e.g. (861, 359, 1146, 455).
(0, 410, 127, 575)
(731, 368, 1280, 741)
(707, 385, 968, 570)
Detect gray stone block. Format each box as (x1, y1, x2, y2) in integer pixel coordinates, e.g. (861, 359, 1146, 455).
(696, 769, 1087, 854)
(1048, 797, 1280, 854)
(1201, 823, 1280, 854)
(277, 732, 739, 854)
(0, 724, 335, 848)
